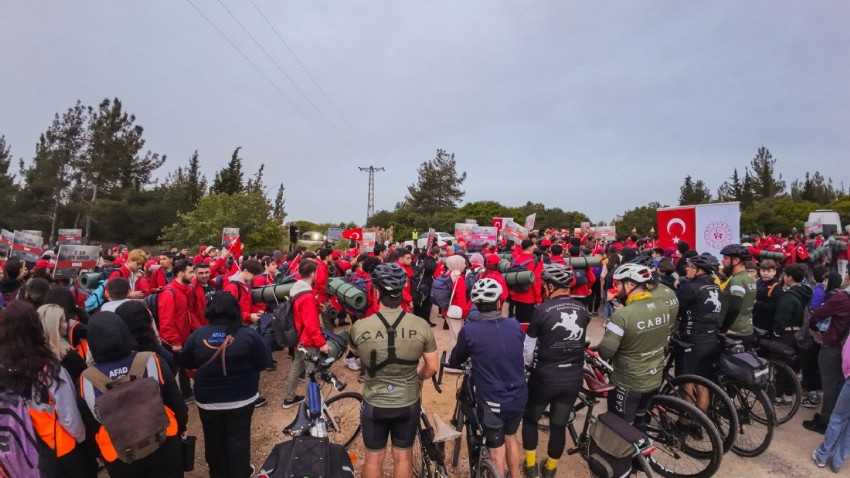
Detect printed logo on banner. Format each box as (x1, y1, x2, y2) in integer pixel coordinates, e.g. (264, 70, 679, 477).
(703, 221, 734, 249)
(221, 227, 240, 247)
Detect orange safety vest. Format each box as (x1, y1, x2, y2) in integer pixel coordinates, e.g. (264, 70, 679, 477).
(27, 390, 77, 457)
(81, 353, 179, 463)
(68, 321, 89, 362)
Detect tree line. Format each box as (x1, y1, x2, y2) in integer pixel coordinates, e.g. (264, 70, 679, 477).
(0, 98, 287, 250)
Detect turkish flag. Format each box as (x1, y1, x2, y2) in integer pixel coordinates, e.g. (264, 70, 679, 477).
(492, 218, 503, 230)
(227, 235, 243, 257)
(656, 207, 696, 250)
(341, 228, 363, 241)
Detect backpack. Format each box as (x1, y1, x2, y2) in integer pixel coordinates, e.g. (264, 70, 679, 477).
(573, 266, 589, 287)
(464, 270, 478, 300)
(272, 291, 310, 348)
(81, 352, 170, 464)
(83, 268, 120, 313)
(142, 287, 177, 328)
(411, 261, 429, 307)
(430, 275, 454, 309)
(341, 274, 371, 317)
(795, 305, 815, 350)
(506, 258, 536, 292)
(0, 392, 39, 478)
(258, 436, 354, 478)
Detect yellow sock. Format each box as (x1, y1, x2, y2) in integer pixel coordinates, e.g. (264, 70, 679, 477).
(524, 450, 536, 467)
(544, 458, 558, 471)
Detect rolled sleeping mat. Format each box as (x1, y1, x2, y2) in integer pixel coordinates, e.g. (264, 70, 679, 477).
(322, 329, 351, 360)
(326, 278, 367, 311)
(497, 253, 513, 261)
(80, 272, 104, 290)
(754, 250, 784, 261)
(808, 246, 829, 262)
(497, 260, 512, 274)
(831, 240, 848, 252)
(568, 256, 601, 269)
(503, 270, 535, 286)
(251, 282, 295, 303)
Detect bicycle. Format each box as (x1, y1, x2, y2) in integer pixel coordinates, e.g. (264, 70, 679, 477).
(283, 345, 363, 448)
(412, 373, 460, 478)
(435, 352, 505, 478)
(715, 335, 776, 457)
(583, 348, 724, 478)
(657, 338, 739, 454)
(752, 326, 802, 425)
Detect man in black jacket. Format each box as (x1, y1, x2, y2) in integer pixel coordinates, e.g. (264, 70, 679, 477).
(412, 247, 439, 326)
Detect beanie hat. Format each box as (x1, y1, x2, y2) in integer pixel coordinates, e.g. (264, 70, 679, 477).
(445, 255, 466, 272)
(469, 253, 484, 267)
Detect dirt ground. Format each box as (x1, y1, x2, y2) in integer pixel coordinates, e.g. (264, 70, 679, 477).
(182, 305, 838, 477)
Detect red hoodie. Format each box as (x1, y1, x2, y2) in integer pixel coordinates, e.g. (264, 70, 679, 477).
(290, 280, 326, 348)
(158, 280, 193, 348)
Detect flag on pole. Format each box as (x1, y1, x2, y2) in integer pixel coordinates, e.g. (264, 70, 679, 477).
(227, 235, 243, 257)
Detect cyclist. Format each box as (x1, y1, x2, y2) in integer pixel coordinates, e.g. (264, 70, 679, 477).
(675, 253, 722, 410)
(350, 263, 439, 478)
(598, 263, 673, 430)
(521, 264, 590, 478)
(718, 244, 757, 348)
(449, 278, 527, 478)
(631, 254, 680, 322)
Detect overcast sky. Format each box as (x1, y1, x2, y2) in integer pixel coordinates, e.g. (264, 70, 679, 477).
(2, 1, 848, 226)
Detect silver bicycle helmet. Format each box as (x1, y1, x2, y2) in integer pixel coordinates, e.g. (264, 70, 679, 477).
(540, 263, 574, 289)
(612, 263, 653, 284)
(470, 278, 503, 304)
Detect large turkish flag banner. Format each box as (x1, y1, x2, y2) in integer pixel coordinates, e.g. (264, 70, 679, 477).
(657, 207, 696, 250)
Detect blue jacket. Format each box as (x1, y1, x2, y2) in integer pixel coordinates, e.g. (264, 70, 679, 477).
(182, 324, 272, 405)
(448, 312, 528, 417)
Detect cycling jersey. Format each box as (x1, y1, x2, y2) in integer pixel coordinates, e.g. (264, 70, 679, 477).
(598, 293, 673, 393)
(675, 275, 721, 342)
(650, 283, 680, 322)
(524, 295, 590, 387)
(723, 271, 757, 336)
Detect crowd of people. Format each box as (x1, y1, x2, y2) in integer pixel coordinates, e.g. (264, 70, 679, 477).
(1, 226, 849, 477)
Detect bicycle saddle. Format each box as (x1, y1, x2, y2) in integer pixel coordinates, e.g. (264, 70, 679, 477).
(718, 334, 743, 348)
(583, 372, 614, 398)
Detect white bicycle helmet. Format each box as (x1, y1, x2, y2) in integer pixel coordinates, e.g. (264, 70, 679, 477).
(612, 263, 653, 284)
(470, 278, 503, 304)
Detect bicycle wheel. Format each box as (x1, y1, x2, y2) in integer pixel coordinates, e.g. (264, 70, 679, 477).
(413, 429, 434, 478)
(644, 395, 723, 478)
(766, 359, 801, 425)
(722, 380, 775, 457)
(476, 456, 503, 478)
(451, 404, 464, 468)
(661, 374, 738, 453)
(323, 391, 363, 448)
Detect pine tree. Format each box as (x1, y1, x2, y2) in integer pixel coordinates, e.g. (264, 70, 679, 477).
(0, 136, 18, 229)
(186, 150, 207, 206)
(272, 183, 286, 223)
(749, 147, 785, 199)
(211, 147, 244, 195)
(245, 164, 266, 194)
(679, 175, 712, 205)
(403, 149, 467, 216)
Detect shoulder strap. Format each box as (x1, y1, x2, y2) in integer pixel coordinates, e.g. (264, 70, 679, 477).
(365, 311, 418, 377)
(199, 336, 235, 376)
(81, 366, 113, 393)
(129, 351, 153, 380)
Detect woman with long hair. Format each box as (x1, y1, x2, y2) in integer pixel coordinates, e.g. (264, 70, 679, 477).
(37, 304, 87, 386)
(0, 301, 87, 477)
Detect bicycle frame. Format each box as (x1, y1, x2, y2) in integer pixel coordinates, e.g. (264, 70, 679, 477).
(284, 347, 348, 439)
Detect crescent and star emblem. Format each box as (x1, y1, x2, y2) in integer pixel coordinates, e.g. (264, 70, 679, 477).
(667, 218, 687, 244)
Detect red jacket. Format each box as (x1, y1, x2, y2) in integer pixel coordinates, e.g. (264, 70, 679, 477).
(211, 257, 239, 285)
(314, 261, 330, 304)
(224, 277, 253, 326)
(252, 273, 275, 314)
(158, 281, 193, 347)
(439, 273, 472, 319)
(149, 267, 173, 290)
(189, 278, 209, 330)
(569, 261, 596, 298)
(351, 269, 380, 318)
(291, 280, 326, 348)
(508, 253, 542, 304)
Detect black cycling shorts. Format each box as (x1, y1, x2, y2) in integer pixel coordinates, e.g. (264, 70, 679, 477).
(477, 404, 522, 448)
(607, 385, 656, 427)
(675, 340, 719, 380)
(523, 380, 580, 427)
(361, 401, 420, 451)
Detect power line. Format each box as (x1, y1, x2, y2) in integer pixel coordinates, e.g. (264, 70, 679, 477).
(184, 0, 345, 152)
(248, 0, 371, 152)
(359, 166, 384, 223)
(213, 0, 357, 154)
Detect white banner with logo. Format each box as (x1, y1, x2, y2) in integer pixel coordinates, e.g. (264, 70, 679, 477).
(695, 202, 740, 260)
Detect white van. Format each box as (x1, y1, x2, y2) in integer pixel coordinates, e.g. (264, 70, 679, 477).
(416, 232, 455, 249)
(807, 210, 842, 236)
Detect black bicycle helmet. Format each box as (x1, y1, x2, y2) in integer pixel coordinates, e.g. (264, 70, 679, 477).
(630, 253, 654, 268)
(540, 263, 574, 289)
(720, 244, 751, 261)
(371, 263, 408, 291)
(687, 252, 719, 274)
